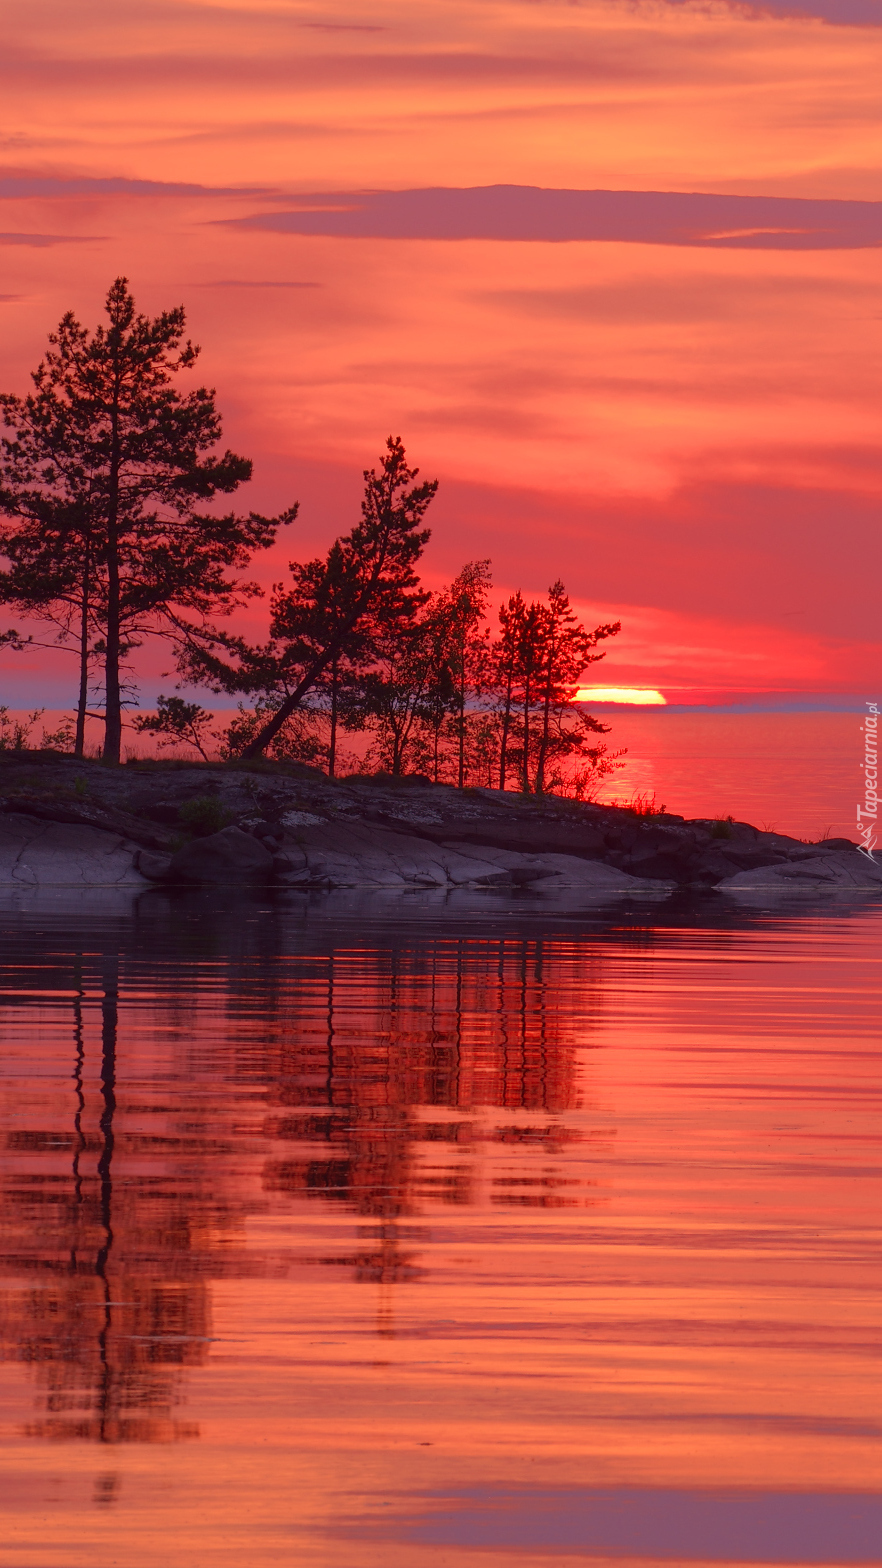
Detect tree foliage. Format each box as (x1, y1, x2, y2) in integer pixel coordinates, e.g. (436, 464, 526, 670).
(1, 285, 627, 793)
(132, 695, 219, 761)
(205, 561, 626, 796)
(0, 278, 294, 761)
(182, 435, 437, 762)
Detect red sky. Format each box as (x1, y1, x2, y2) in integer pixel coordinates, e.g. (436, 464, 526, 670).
(1, 0, 880, 708)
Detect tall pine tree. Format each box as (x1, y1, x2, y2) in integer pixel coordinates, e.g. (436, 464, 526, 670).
(0, 278, 294, 761)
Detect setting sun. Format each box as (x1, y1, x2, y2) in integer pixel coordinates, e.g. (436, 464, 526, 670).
(576, 687, 667, 705)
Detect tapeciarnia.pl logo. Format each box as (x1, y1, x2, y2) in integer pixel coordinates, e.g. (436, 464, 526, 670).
(857, 701, 878, 861)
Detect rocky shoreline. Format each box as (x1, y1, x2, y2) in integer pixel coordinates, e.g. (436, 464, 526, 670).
(0, 751, 877, 899)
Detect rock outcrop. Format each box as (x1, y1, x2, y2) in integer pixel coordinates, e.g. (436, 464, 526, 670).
(137, 826, 275, 885)
(0, 811, 146, 887)
(269, 822, 673, 895)
(0, 751, 872, 898)
(716, 852, 882, 895)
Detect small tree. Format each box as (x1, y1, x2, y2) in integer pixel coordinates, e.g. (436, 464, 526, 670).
(133, 695, 219, 761)
(488, 582, 622, 794)
(512, 597, 547, 793)
(350, 612, 438, 776)
(0, 278, 294, 763)
(417, 615, 457, 783)
(0, 706, 42, 752)
(492, 591, 526, 791)
(434, 559, 492, 789)
(266, 542, 377, 778)
(533, 581, 620, 795)
(186, 438, 436, 760)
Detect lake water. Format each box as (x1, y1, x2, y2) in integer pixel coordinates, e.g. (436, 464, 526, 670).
(592, 710, 864, 843)
(0, 887, 880, 1568)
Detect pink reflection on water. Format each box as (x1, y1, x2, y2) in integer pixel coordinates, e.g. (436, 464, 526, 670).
(0, 901, 879, 1565)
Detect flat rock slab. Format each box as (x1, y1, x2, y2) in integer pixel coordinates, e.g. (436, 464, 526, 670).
(0, 812, 146, 886)
(717, 852, 882, 894)
(282, 822, 536, 888)
(442, 842, 674, 891)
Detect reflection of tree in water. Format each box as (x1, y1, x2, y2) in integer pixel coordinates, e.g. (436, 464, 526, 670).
(0, 914, 600, 1435)
(0, 950, 227, 1445)
(261, 936, 594, 1289)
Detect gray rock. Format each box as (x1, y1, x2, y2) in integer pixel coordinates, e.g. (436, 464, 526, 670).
(0, 812, 146, 886)
(717, 851, 882, 894)
(135, 848, 174, 881)
(528, 851, 674, 891)
(442, 841, 673, 891)
(439, 842, 552, 884)
(167, 825, 275, 884)
(283, 822, 532, 888)
(690, 847, 767, 885)
(404, 815, 607, 858)
(272, 845, 309, 881)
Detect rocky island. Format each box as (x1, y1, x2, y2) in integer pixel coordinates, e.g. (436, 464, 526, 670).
(0, 750, 877, 901)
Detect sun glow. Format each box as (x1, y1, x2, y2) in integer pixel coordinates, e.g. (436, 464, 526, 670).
(576, 688, 667, 705)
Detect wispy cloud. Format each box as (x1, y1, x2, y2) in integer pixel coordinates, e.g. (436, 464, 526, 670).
(299, 21, 388, 31)
(0, 48, 660, 94)
(0, 230, 96, 246)
(662, 0, 882, 23)
(481, 274, 881, 322)
(0, 171, 270, 198)
(192, 278, 321, 288)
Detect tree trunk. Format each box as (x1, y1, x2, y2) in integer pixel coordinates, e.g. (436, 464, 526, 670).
(521, 681, 531, 793)
(102, 380, 122, 764)
(102, 560, 121, 764)
(328, 661, 338, 778)
(392, 723, 404, 775)
(535, 667, 554, 796)
(74, 555, 90, 759)
(535, 624, 560, 796)
(241, 528, 394, 759)
(242, 624, 354, 759)
(498, 667, 513, 791)
(457, 677, 466, 791)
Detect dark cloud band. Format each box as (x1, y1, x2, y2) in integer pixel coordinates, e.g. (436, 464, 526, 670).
(0, 231, 92, 247)
(224, 186, 882, 251)
(686, 0, 882, 21)
(0, 173, 267, 199)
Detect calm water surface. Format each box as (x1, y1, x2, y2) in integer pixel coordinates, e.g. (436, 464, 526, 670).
(593, 711, 862, 842)
(0, 888, 879, 1567)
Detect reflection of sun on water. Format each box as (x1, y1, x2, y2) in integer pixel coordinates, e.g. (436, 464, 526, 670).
(575, 687, 666, 705)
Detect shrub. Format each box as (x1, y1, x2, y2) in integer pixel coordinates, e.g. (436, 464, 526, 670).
(0, 706, 41, 751)
(41, 717, 76, 753)
(178, 795, 231, 837)
(614, 791, 666, 818)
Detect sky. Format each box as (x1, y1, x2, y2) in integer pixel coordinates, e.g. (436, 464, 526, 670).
(0, 0, 880, 709)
